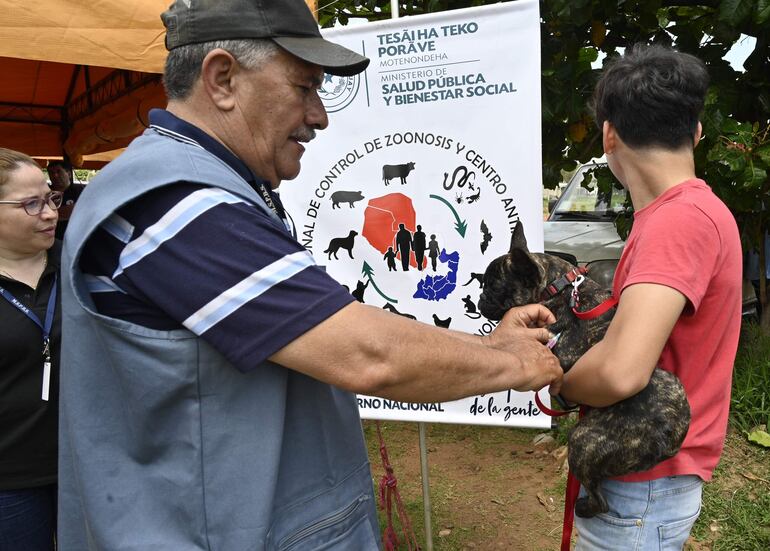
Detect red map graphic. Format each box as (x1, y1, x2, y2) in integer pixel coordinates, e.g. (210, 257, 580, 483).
(362, 193, 418, 268)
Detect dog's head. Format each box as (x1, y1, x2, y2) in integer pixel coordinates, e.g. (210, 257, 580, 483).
(478, 222, 576, 320)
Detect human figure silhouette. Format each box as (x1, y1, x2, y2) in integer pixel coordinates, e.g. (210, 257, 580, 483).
(428, 234, 440, 271)
(412, 225, 427, 271)
(395, 223, 412, 271)
(383, 247, 397, 271)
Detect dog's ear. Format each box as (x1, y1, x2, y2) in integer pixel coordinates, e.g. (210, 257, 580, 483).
(508, 222, 529, 253)
(509, 247, 541, 287)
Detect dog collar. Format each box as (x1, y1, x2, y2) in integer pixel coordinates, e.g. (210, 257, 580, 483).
(541, 266, 618, 320)
(540, 266, 587, 301)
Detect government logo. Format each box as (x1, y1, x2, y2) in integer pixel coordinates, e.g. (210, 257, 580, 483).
(319, 74, 360, 113)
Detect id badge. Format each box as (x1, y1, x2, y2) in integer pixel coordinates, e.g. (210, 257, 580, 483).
(42, 360, 51, 401)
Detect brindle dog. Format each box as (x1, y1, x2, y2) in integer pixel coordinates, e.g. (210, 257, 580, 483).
(478, 223, 690, 518)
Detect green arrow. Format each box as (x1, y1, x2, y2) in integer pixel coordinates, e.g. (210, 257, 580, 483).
(362, 261, 398, 304)
(429, 194, 467, 237)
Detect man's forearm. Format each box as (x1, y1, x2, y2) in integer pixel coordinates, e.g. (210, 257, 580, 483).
(440, 326, 483, 345)
(364, 327, 534, 402)
(271, 302, 560, 403)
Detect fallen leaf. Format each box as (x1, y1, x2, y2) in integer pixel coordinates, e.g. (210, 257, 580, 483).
(491, 498, 506, 505)
(747, 429, 770, 448)
(438, 529, 452, 537)
(709, 520, 720, 533)
(537, 492, 556, 512)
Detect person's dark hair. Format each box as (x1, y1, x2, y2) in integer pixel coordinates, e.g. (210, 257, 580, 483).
(163, 39, 278, 100)
(591, 43, 709, 150)
(46, 160, 71, 171)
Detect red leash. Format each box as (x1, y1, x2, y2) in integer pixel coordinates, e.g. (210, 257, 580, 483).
(561, 431, 584, 551)
(558, 296, 615, 550)
(375, 421, 419, 551)
(534, 391, 585, 551)
(534, 389, 573, 417)
(572, 296, 618, 320)
(538, 273, 617, 550)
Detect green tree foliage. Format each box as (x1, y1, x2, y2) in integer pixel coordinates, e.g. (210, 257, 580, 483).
(319, 0, 770, 326)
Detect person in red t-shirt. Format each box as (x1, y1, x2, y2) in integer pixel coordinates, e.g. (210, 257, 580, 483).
(561, 44, 742, 551)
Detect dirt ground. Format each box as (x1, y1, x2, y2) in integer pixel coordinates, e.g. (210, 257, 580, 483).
(364, 421, 575, 550)
(362, 420, 765, 551)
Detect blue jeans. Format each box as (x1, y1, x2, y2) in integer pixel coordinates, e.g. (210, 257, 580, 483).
(0, 485, 56, 551)
(575, 476, 702, 551)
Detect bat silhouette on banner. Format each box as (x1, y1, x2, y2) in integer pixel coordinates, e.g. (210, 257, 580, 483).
(480, 219, 493, 254)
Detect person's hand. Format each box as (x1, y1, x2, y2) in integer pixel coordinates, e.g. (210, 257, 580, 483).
(484, 305, 563, 394)
(487, 304, 556, 347)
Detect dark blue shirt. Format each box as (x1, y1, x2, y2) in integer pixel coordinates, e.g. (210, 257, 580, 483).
(79, 110, 354, 372)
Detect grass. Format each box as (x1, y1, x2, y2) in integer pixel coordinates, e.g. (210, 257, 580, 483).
(363, 323, 770, 550)
(729, 323, 770, 434)
(553, 412, 578, 447)
(690, 431, 770, 550)
(689, 321, 770, 550)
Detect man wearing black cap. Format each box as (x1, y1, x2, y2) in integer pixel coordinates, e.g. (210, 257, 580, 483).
(58, 1, 562, 548)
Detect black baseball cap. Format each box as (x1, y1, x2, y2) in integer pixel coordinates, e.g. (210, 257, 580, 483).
(161, 0, 369, 76)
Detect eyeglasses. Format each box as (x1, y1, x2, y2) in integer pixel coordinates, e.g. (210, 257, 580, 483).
(0, 191, 64, 215)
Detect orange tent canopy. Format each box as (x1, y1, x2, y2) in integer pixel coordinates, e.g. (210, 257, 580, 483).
(0, 0, 319, 167)
(0, 0, 170, 166)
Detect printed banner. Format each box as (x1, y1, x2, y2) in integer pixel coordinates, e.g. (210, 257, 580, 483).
(281, 0, 550, 428)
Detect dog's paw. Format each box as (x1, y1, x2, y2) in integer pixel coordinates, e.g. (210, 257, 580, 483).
(575, 497, 595, 518)
(574, 493, 609, 519)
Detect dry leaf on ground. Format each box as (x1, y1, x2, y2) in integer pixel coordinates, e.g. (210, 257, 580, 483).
(537, 492, 557, 512)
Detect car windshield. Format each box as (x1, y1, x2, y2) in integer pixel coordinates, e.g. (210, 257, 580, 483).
(549, 164, 628, 221)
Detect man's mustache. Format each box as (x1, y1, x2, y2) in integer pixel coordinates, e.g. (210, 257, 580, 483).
(291, 127, 316, 143)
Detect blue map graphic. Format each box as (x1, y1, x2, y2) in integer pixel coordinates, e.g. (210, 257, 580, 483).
(413, 249, 460, 301)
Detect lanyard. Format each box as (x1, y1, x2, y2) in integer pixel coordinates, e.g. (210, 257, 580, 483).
(255, 181, 283, 219)
(254, 180, 294, 235)
(0, 273, 57, 401)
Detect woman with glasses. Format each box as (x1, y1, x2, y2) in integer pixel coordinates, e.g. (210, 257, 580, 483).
(0, 148, 62, 551)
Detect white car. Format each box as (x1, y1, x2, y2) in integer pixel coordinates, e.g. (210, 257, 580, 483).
(543, 161, 626, 289)
(544, 162, 759, 317)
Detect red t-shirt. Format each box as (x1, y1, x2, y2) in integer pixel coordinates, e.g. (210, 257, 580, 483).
(613, 179, 742, 482)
